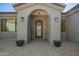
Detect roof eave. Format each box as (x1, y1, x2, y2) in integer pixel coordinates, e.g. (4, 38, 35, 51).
(13, 3, 66, 8)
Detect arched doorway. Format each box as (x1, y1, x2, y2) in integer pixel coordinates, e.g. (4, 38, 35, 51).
(27, 9, 49, 43)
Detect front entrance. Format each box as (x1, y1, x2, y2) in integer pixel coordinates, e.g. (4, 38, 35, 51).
(35, 20, 43, 38)
(28, 9, 48, 41)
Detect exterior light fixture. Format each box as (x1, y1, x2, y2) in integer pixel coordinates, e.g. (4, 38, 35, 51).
(55, 17, 59, 22)
(20, 17, 24, 22)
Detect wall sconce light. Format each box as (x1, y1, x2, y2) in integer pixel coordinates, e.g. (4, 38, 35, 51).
(20, 17, 24, 22)
(55, 17, 59, 22)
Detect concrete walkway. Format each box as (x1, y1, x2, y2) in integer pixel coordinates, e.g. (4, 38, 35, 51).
(0, 40, 79, 56)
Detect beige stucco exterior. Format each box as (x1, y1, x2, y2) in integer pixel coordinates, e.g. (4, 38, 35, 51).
(66, 9, 79, 43)
(15, 4, 64, 44)
(61, 4, 79, 44)
(0, 3, 79, 44)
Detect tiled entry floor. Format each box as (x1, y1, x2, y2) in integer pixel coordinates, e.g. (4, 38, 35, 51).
(0, 39, 79, 56)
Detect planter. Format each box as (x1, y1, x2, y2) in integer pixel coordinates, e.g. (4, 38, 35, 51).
(53, 40, 61, 47)
(16, 40, 24, 47)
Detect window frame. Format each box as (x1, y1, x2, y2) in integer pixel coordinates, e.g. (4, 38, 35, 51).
(1, 19, 16, 32)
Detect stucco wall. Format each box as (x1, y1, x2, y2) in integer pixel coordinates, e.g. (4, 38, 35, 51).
(61, 32, 66, 41)
(61, 14, 67, 41)
(17, 4, 62, 44)
(0, 32, 17, 39)
(67, 12, 79, 44)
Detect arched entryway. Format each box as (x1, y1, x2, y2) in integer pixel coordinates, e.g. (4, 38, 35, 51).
(27, 9, 49, 43)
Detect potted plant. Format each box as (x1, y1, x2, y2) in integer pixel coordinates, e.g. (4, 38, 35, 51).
(53, 40, 61, 47)
(16, 40, 24, 47)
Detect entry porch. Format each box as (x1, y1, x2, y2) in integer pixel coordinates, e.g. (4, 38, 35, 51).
(0, 39, 79, 56)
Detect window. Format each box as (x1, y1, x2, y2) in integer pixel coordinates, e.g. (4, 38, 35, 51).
(1, 19, 6, 31)
(1, 19, 16, 32)
(61, 20, 65, 32)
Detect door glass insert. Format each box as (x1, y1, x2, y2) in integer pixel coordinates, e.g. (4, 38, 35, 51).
(35, 20, 43, 38)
